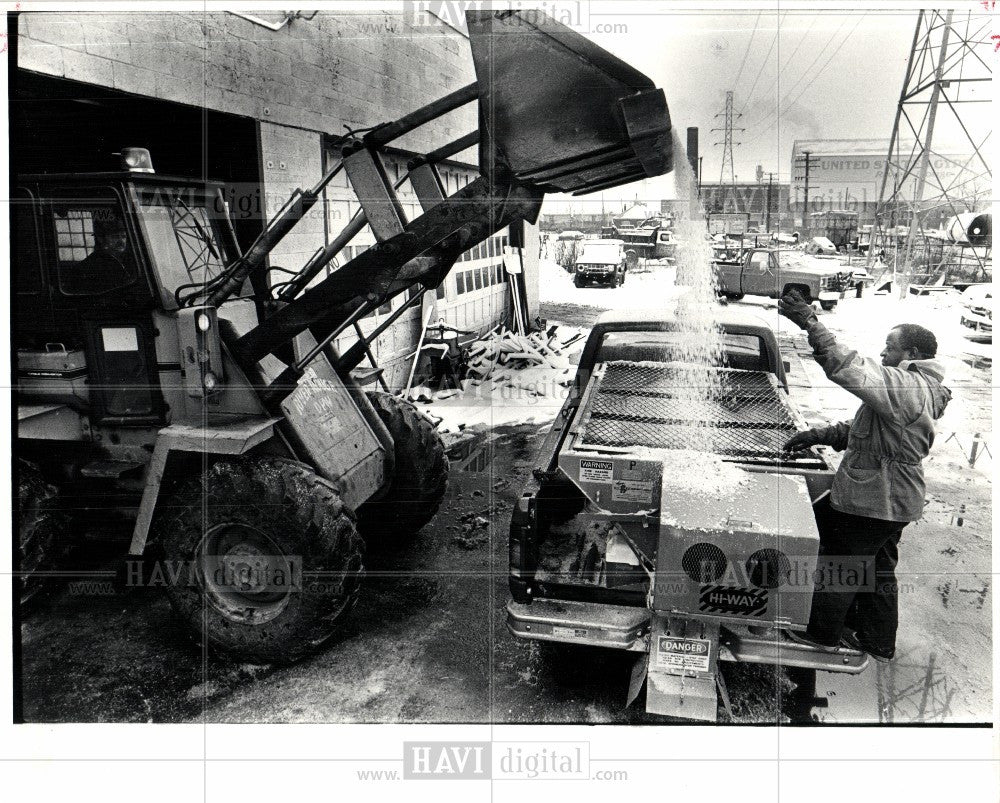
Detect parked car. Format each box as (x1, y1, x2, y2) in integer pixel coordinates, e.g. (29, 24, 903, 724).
(959, 283, 993, 342)
(573, 238, 627, 287)
(804, 236, 838, 256)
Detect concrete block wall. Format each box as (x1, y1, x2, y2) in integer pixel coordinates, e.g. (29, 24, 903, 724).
(18, 11, 477, 152)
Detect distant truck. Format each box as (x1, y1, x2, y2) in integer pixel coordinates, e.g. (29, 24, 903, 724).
(601, 219, 675, 260)
(507, 308, 868, 721)
(715, 248, 851, 311)
(573, 239, 627, 287)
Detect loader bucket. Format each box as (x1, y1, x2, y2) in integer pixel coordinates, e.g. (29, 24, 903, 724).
(466, 10, 672, 195)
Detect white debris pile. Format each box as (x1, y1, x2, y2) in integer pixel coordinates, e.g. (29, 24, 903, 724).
(408, 324, 587, 433)
(660, 449, 751, 497)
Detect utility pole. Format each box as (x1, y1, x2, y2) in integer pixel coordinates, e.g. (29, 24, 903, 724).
(794, 151, 820, 236)
(712, 90, 744, 212)
(763, 171, 776, 232)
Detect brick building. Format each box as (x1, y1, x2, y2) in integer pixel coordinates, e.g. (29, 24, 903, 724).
(12, 10, 538, 388)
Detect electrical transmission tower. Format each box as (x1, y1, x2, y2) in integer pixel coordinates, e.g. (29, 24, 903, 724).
(868, 9, 993, 291)
(712, 91, 744, 212)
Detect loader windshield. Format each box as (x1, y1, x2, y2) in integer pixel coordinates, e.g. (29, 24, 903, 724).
(137, 192, 228, 296)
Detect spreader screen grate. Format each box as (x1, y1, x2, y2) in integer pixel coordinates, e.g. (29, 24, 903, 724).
(581, 362, 800, 458)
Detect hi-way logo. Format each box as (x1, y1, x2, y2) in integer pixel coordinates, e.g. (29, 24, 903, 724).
(699, 585, 768, 616)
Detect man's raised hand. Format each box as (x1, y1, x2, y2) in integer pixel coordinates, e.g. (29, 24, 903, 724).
(778, 288, 818, 330)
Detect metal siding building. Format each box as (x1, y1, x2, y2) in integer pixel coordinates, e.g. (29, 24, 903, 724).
(790, 138, 984, 226)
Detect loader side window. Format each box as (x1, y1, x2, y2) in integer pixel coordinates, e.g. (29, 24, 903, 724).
(52, 204, 139, 296)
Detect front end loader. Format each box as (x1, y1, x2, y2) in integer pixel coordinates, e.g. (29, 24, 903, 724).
(14, 10, 674, 661)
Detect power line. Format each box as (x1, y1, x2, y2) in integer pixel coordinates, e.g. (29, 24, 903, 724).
(744, 14, 854, 133)
(776, 14, 819, 81)
(777, 14, 870, 122)
(738, 12, 788, 116)
(745, 13, 868, 145)
(732, 12, 762, 90)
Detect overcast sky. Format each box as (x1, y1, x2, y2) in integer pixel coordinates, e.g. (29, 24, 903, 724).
(542, 4, 992, 212)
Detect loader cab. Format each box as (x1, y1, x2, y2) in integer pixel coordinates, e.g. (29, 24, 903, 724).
(15, 157, 244, 429)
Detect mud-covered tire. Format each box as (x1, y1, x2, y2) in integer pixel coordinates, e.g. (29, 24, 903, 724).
(153, 458, 364, 663)
(359, 391, 449, 538)
(820, 301, 837, 311)
(17, 460, 68, 606)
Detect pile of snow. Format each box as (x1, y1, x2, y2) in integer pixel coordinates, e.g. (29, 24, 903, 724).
(660, 449, 751, 496)
(410, 324, 586, 434)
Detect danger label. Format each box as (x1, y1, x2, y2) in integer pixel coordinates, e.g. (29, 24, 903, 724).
(580, 459, 613, 483)
(611, 479, 654, 503)
(655, 636, 711, 673)
(699, 585, 768, 617)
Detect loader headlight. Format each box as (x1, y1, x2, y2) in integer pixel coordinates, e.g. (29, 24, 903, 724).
(202, 371, 219, 392)
(196, 311, 213, 332)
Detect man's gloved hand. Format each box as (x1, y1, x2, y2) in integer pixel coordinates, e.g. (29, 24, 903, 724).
(783, 429, 821, 452)
(778, 289, 818, 330)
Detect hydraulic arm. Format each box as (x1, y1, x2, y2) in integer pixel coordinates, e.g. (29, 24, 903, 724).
(215, 10, 675, 389)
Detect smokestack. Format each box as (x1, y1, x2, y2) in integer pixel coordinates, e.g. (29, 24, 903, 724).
(686, 127, 699, 180)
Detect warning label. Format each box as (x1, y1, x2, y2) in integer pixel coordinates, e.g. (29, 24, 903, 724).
(553, 626, 589, 639)
(655, 636, 711, 673)
(580, 459, 613, 483)
(612, 479, 654, 503)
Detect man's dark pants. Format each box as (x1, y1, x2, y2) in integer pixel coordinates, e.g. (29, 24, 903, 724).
(805, 497, 906, 656)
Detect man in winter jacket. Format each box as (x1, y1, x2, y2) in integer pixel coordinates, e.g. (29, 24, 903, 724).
(778, 290, 951, 662)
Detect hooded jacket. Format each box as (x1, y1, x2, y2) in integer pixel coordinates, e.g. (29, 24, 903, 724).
(805, 321, 952, 522)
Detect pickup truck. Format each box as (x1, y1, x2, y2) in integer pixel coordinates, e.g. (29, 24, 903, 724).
(507, 307, 868, 721)
(573, 238, 627, 287)
(715, 248, 851, 310)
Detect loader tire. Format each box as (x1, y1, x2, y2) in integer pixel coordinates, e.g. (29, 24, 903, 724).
(17, 460, 68, 607)
(154, 458, 364, 663)
(359, 391, 449, 538)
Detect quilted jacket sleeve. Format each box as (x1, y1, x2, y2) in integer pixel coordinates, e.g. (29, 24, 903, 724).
(806, 321, 901, 421)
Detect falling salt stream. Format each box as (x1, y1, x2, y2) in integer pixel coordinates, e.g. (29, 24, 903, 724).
(659, 128, 730, 460)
